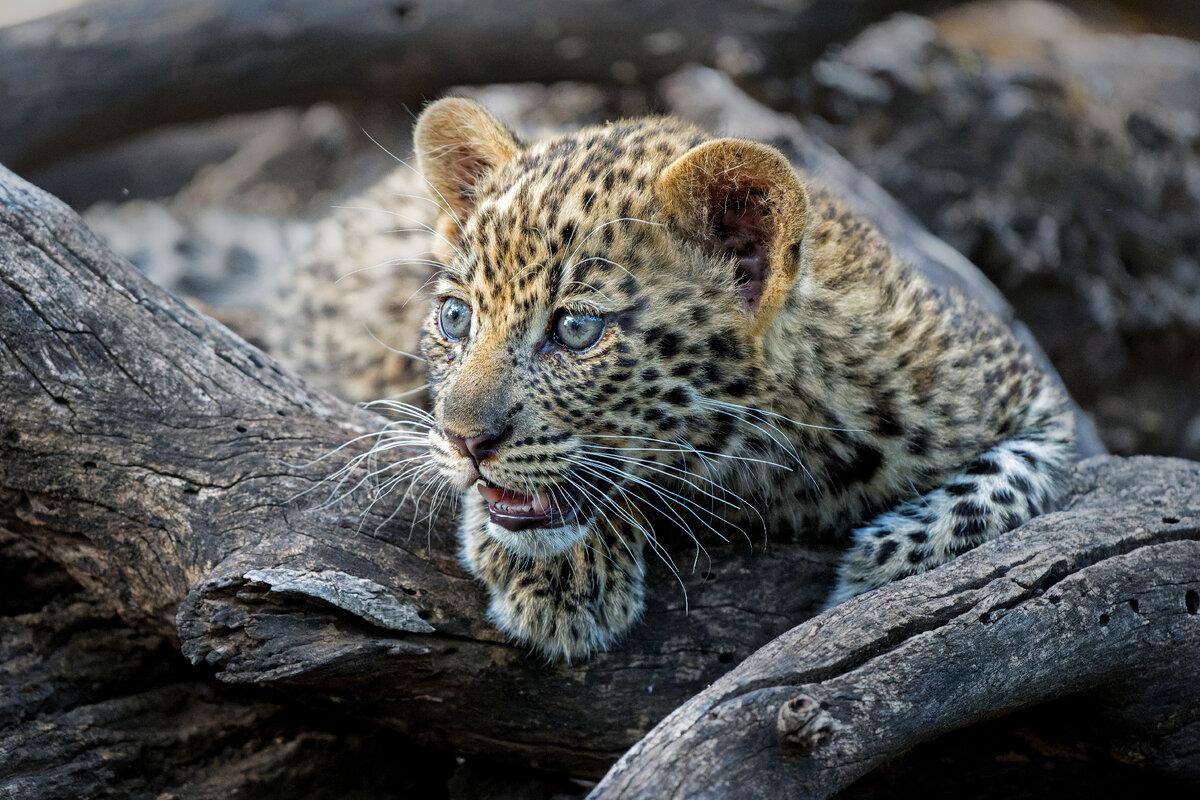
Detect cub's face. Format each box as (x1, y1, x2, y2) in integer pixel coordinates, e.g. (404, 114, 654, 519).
(413, 99, 810, 559)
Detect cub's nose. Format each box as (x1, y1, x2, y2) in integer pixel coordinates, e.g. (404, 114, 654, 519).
(445, 426, 510, 464)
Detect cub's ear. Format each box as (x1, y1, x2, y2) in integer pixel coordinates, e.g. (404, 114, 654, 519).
(413, 97, 521, 221)
(656, 138, 809, 325)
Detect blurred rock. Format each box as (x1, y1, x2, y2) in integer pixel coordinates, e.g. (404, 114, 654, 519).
(801, 0, 1200, 458)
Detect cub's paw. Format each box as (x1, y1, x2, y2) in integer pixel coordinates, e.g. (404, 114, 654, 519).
(830, 425, 1072, 606)
(485, 542, 646, 661)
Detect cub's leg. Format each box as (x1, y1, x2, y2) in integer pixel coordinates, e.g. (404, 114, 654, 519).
(830, 395, 1074, 605)
(460, 499, 647, 661)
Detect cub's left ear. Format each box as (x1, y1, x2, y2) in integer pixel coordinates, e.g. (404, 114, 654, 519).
(656, 139, 809, 327)
(414, 97, 521, 222)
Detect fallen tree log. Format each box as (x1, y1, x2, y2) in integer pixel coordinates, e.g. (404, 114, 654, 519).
(1, 126, 1191, 794)
(0, 0, 935, 171)
(7, 0, 1200, 176)
(0, 533, 459, 799)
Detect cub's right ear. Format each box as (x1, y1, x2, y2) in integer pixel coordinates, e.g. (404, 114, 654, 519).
(413, 98, 521, 221)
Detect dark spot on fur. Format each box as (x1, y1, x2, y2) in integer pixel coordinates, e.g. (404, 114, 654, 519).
(965, 456, 1001, 476)
(663, 386, 689, 406)
(656, 331, 683, 358)
(873, 534, 902, 566)
(724, 380, 751, 398)
(1011, 448, 1039, 466)
(954, 515, 988, 540)
(907, 428, 931, 457)
(834, 443, 883, 487)
(953, 500, 987, 520)
(876, 414, 904, 437)
(670, 362, 694, 378)
(643, 325, 667, 343)
(991, 487, 1016, 505)
(707, 334, 732, 358)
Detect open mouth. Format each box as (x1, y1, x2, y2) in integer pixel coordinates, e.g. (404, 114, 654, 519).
(477, 480, 580, 531)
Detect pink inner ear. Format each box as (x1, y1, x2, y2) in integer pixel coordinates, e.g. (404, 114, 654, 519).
(715, 199, 772, 308)
(449, 151, 492, 216)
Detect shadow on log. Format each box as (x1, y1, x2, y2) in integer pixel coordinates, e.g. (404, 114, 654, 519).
(0, 110, 1195, 795)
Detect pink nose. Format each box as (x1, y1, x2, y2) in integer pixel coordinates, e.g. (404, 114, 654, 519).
(445, 428, 507, 463)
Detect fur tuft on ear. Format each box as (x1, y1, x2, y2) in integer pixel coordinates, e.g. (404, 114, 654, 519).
(414, 98, 521, 222)
(656, 139, 810, 325)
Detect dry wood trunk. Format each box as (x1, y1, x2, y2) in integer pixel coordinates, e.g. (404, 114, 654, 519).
(593, 457, 1200, 797)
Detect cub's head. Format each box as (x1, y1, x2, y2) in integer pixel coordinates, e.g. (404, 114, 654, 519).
(413, 98, 810, 558)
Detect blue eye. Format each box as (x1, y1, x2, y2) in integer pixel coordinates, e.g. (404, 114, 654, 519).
(438, 297, 472, 340)
(552, 309, 605, 351)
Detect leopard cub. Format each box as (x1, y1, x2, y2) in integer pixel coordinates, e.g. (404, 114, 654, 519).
(411, 97, 1074, 660)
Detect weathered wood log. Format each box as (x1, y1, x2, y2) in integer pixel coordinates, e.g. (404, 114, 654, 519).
(0, 533, 456, 799)
(592, 455, 1200, 797)
(0, 0, 933, 171)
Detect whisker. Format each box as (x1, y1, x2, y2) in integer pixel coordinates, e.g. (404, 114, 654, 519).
(569, 457, 732, 548)
(333, 254, 449, 283)
(700, 396, 867, 434)
(572, 468, 682, 602)
(359, 129, 469, 244)
(332, 204, 466, 264)
(354, 324, 428, 365)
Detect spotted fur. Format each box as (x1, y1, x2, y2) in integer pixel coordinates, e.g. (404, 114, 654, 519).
(411, 98, 1075, 660)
